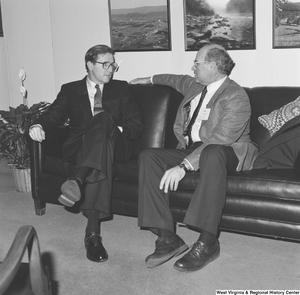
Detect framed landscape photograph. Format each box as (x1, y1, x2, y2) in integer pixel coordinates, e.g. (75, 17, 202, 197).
(273, 0, 300, 48)
(0, 4, 3, 37)
(184, 0, 256, 51)
(109, 0, 171, 51)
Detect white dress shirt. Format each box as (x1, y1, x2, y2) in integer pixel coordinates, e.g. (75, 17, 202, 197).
(190, 76, 227, 142)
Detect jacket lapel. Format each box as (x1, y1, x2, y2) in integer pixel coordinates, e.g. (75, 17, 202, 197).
(76, 77, 93, 117)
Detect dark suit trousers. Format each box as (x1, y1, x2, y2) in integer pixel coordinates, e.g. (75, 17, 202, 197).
(138, 144, 238, 235)
(64, 111, 134, 219)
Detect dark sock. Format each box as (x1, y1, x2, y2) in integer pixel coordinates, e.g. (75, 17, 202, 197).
(198, 230, 217, 247)
(157, 228, 176, 241)
(86, 210, 100, 235)
(74, 166, 91, 184)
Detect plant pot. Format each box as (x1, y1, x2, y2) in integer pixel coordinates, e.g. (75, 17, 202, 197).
(13, 168, 31, 192)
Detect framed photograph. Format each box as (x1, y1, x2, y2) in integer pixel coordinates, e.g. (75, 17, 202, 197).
(0, 4, 3, 37)
(108, 0, 171, 52)
(184, 0, 256, 51)
(273, 0, 300, 48)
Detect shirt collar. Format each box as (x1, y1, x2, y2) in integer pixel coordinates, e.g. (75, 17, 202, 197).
(86, 76, 104, 91)
(206, 76, 227, 94)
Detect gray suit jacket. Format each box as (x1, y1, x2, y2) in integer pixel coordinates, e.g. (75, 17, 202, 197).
(153, 74, 258, 171)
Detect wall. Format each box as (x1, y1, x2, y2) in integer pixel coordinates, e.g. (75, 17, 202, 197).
(1, 0, 300, 107)
(0, 38, 9, 110)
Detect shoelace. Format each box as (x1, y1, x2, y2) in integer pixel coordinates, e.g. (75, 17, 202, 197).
(86, 234, 101, 247)
(189, 241, 206, 258)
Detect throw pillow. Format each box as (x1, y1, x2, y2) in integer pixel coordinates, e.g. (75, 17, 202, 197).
(258, 96, 300, 136)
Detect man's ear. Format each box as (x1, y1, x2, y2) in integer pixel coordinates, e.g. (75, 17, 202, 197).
(87, 61, 93, 71)
(209, 60, 217, 71)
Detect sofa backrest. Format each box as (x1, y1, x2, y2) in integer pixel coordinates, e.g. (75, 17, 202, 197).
(130, 84, 300, 153)
(130, 84, 183, 154)
(246, 87, 300, 148)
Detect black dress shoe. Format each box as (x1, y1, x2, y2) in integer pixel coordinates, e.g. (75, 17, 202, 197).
(84, 232, 108, 263)
(59, 178, 82, 207)
(174, 240, 220, 272)
(145, 235, 188, 268)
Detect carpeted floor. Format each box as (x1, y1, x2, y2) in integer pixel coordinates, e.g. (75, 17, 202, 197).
(1, 160, 300, 295)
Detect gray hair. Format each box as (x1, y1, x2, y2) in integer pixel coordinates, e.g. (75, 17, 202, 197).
(205, 46, 235, 76)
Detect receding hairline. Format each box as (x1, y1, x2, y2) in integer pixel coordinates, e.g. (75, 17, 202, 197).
(200, 43, 226, 54)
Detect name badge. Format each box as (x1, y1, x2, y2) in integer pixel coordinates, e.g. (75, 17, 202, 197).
(199, 108, 211, 120)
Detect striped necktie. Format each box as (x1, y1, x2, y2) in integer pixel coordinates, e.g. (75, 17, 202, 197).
(94, 84, 103, 115)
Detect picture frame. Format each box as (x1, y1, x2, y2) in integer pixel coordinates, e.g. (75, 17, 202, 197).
(108, 0, 171, 52)
(273, 0, 300, 49)
(183, 0, 256, 51)
(0, 4, 3, 37)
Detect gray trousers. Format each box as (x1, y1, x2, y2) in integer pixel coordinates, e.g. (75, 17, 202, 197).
(138, 144, 238, 235)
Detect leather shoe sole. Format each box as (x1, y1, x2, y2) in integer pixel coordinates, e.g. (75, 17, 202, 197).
(59, 178, 82, 207)
(146, 236, 188, 268)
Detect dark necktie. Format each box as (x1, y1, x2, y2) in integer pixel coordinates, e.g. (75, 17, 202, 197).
(94, 84, 103, 115)
(184, 86, 207, 147)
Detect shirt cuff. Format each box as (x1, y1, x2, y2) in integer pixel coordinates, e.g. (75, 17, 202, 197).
(29, 124, 43, 131)
(182, 158, 194, 171)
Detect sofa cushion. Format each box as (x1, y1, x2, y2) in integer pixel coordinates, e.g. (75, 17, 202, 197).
(258, 96, 300, 136)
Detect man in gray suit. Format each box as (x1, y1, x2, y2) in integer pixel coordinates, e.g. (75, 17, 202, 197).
(130, 44, 258, 272)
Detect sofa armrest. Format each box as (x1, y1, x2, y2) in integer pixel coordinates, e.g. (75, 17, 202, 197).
(28, 125, 69, 186)
(42, 126, 70, 157)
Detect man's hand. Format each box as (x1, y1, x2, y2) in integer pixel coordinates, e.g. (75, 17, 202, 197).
(29, 125, 45, 142)
(159, 165, 186, 193)
(129, 77, 152, 85)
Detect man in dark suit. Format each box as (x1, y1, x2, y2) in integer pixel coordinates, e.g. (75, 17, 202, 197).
(29, 44, 143, 263)
(130, 44, 258, 272)
(253, 115, 300, 170)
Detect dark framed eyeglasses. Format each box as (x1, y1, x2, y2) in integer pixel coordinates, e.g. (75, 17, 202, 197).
(94, 61, 119, 72)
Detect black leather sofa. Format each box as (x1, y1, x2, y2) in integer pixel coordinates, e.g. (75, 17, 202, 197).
(29, 84, 300, 242)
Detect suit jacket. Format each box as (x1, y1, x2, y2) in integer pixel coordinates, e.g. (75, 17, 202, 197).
(253, 115, 300, 169)
(34, 77, 143, 158)
(153, 74, 258, 171)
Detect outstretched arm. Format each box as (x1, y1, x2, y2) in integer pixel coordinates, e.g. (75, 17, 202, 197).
(129, 77, 152, 84)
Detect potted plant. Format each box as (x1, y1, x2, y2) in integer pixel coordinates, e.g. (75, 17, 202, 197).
(0, 69, 50, 192)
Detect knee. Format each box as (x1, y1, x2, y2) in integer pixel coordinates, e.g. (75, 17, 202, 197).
(138, 148, 167, 170)
(93, 111, 114, 124)
(200, 144, 229, 163)
(90, 112, 116, 133)
(138, 148, 156, 164)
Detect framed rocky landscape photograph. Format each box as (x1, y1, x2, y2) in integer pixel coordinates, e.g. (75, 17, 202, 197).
(184, 0, 256, 51)
(273, 0, 300, 48)
(109, 0, 171, 51)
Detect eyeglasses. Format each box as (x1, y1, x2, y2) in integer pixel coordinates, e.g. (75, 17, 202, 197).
(95, 61, 119, 72)
(193, 60, 208, 67)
